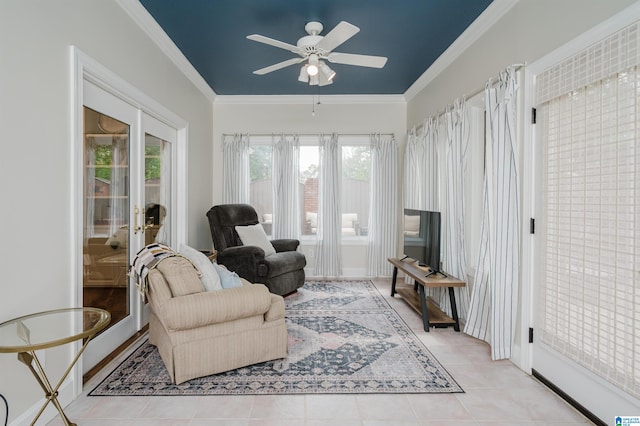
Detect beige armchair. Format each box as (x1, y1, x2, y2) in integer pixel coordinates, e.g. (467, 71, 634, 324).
(145, 256, 288, 384)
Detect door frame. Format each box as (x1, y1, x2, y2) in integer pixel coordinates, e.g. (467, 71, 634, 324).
(70, 46, 188, 396)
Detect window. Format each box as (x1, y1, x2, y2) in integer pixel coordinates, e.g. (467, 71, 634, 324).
(246, 135, 371, 241)
(249, 144, 272, 235)
(300, 145, 319, 237)
(341, 144, 370, 238)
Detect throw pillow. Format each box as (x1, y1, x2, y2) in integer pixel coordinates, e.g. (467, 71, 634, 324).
(156, 256, 204, 297)
(212, 263, 243, 289)
(235, 223, 276, 256)
(178, 244, 222, 291)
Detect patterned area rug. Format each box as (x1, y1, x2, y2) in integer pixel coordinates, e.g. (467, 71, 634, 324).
(89, 280, 462, 395)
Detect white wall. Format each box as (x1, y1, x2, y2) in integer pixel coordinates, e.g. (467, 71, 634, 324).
(212, 97, 407, 274)
(406, 0, 639, 368)
(0, 1, 213, 423)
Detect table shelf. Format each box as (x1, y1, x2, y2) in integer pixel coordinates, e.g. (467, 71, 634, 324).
(388, 257, 465, 332)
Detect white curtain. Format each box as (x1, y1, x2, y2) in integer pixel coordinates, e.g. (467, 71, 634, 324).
(222, 133, 250, 204)
(315, 134, 342, 276)
(464, 68, 519, 360)
(404, 127, 422, 210)
(272, 134, 300, 239)
(84, 137, 96, 239)
(422, 118, 439, 211)
(403, 120, 439, 284)
(441, 101, 470, 320)
(109, 136, 128, 236)
(367, 134, 398, 277)
(404, 119, 439, 209)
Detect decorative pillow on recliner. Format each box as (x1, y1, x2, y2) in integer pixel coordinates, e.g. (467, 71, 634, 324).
(156, 256, 204, 297)
(235, 223, 276, 256)
(178, 244, 222, 291)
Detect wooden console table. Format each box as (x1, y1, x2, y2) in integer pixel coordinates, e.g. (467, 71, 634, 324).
(388, 257, 465, 332)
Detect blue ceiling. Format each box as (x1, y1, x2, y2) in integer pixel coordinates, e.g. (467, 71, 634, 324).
(139, 0, 493, 96)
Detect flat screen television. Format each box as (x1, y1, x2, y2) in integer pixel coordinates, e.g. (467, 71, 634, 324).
(402, 209, 443, 277)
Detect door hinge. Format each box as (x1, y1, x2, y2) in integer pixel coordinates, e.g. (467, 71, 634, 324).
(531, 107, 537, 124)
(529, 327, 534, 343)
(530, 218, 535, 234)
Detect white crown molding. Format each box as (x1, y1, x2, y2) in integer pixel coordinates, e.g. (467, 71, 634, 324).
(214, 94, 407, 105)
(403, 0, 520, 101)
(116, 0, 217, 102)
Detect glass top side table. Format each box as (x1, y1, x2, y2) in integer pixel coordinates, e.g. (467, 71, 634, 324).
(0, 307, 110, 426)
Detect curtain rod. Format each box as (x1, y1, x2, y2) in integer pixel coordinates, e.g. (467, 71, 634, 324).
(412, 63, 525, 133)
(222, 132, 395, 138)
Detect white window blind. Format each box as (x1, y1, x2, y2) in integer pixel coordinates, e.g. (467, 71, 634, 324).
(537, 21, 640, 399)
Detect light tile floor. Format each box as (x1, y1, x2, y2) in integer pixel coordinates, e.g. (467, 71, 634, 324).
(48, 278, 593, 426)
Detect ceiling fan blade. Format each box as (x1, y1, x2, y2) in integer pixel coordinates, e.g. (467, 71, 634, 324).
(253, 57, 305, 75)
(247, 34, 300, 54)
(316, 21, 359, 52)
(328, 52, 388, 68)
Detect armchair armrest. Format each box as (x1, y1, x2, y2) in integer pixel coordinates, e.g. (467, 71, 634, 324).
(158, 283, 272, 331)
(271, 239, 300, 252)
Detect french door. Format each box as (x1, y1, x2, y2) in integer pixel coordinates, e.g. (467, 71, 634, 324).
(530, 20, 640, 420)
(81, 80, 176, 372)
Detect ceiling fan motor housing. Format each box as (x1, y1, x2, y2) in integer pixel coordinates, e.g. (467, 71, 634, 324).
(297, 35, 324, 54)
(304, 21, 324, 35)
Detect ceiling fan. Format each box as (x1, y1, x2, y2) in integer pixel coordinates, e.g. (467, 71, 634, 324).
(247, 21, 387, 86)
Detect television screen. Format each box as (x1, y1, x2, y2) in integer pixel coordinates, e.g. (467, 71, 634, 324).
(403, 209, 442, 276)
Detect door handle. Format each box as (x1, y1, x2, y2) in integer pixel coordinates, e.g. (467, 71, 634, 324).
(133, 206, 142, 234)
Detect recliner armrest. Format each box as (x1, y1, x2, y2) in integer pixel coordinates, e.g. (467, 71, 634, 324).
(271, 239, 300, 252)
(158, 283, 273, 331)
(219, 245, 266, 258)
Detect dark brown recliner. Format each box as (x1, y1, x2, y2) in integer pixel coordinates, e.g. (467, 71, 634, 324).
(206, 204, 306, 296)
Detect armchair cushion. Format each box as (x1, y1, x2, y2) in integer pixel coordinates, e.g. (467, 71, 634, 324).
(235, 223, 276, 256)
(262, 251, 307, 278)
(156, 257, 204, 297)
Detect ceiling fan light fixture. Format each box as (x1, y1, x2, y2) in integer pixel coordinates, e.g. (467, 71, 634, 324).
(306, 54, 320, 76)
(309, 74, 319, 86)
(298, 66, 309, 82)
(306, 64, 319, 76)
(320, 62, 336, 81)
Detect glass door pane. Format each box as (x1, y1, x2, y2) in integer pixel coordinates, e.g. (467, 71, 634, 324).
(82, 107, 130, 333)
(144, 133, 171, 246)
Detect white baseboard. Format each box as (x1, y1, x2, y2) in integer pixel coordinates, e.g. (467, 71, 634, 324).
(10, 379, 74, 426)
(304, 267, 369, 278)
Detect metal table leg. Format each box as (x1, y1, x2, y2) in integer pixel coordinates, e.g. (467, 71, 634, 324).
(419, 282, 430, 332)
(448, 287, 460, 332)
(18, 337, 93, 426)
(390, 266, 398, 296)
